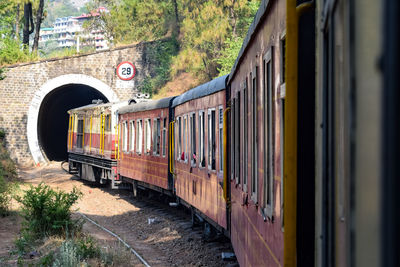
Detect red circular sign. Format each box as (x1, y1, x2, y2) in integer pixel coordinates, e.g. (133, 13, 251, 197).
(116, 61, 136, 80)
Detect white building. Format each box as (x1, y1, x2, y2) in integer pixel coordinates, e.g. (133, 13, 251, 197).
(44, 7, 110, 51)
(38, 28, 54, 43)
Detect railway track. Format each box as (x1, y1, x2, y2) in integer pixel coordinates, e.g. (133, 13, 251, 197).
(22, 162, 237, 267)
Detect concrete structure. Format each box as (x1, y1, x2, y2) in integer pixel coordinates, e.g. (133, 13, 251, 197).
(53, 16, 80, 48)
(0, 42, 162, 165)
(39, 28, 54, 43)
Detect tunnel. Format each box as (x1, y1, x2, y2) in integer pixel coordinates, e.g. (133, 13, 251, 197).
(37, 84, 109, 161)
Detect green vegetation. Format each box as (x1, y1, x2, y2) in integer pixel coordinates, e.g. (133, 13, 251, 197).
(0, 130, 17, 216)
(138, 38, 180, 96)
(0, 38, 39, 65)
(42, 0, 81, 28)
(15, 183, 82, 238)
(86, 0, 260, 93)
(11, 182, 134, 266)
(0, 173, 11, 216)
(0, 0, 260, 94)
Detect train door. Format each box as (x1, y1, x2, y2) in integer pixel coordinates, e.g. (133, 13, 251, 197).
(318, 0, 352, 266)
(296, 1, 316, 266)
(382, 0, 400, 265)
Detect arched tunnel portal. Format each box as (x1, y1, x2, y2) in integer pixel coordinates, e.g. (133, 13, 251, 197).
(37, 84, 108, 161)
(27, 74, 120, 164)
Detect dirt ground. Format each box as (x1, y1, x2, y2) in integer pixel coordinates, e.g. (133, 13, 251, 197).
(0, 162, 237, 267)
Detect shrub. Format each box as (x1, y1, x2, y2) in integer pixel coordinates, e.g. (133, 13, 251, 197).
(76, 234, 100, 260)
(14, 229, 36, 255)
(0, 37, 38, 66)
(16, 183, 82, 237)
(52, 240, 80, 267)
(0, 171, 10, 216)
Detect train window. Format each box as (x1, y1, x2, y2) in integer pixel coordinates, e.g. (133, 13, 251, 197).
(218, 106, 223, 173)
(280, 35, 286, 98)
(183, 115, 188, 162)
(251, 67, 259, 203)
(122, 121, 128, 152)
(178, 117, 182, 160)
(244, 80, 249, 192)
(129, 121, 135, 152)
(231, 99, 235, 180)
(77, 119, 84, 149)
(264, 48, 274, 218)
(162, 118, 167, 157)
(85, 116, 90, 135)
(280, 98, 285, 229)
(280, 37, 286, 85)
(153, 118, 161, 156)
(105, 114, 111, 132)
(208, 108, 216, 170)
(190, 112, 197, 166)
(136, 120, 142, 154)
(199, 111, 205, 167)
(279, 33, 286, 227)
(235, 93, 241, 183)
(144, 119, 151, 155)
(183, 116, 186, 161)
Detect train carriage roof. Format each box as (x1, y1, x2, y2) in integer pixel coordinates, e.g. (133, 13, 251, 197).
(69, 102, 112, 112)
(118, 96, 174, 115)
(228, 0, 270, 84)
(171, 74, 228, 108)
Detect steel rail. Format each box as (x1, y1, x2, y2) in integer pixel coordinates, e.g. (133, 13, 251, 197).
(78, 212, 151, 267)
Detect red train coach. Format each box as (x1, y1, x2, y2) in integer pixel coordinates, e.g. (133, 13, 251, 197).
(67, 100, 127, 186)
(171, 75, 229, 234)
(117, 97, 175, 195)
(227, 0, 285, 265)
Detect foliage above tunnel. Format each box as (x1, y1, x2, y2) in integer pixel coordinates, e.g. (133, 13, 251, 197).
(86, 0, 260, 92)
(0, 0, 260, 94)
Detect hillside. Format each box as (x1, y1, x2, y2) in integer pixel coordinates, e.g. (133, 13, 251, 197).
(42, 0, 86, 28)
(0, 0, 260, 98)
(85, 0, 260, 97)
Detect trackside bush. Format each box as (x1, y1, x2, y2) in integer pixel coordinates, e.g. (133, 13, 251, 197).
(0, 171, 10, 216)
(16, 183, 82, 237)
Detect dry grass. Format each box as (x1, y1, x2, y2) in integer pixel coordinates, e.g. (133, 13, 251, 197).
(152, 72, 203, 99)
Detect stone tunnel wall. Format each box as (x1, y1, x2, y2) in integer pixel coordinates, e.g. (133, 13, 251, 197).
(0, 41, 163, 165)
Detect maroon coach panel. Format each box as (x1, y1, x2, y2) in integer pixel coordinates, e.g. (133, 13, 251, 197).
(172, 75, 228, 230)
(227, 0, 285, 265)
(117, 98, 173, 191)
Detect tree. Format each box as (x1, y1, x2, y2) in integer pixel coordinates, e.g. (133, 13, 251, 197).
(32, 0, 44, 52)
(22, 2, 34, 50)
(84, 0, 176, 44)
(42, 0, 80, 28)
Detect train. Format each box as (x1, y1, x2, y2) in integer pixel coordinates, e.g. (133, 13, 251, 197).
(67, 0, 396, 266)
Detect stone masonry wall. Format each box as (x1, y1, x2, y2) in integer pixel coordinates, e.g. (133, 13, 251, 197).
(0, 41, 161, 164)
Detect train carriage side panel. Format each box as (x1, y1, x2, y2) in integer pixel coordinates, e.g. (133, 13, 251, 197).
(117, 97, 174, 192)
(172, 75, 228, 231)
(227, 0, 285, 265)
(67, 101, 127, 183)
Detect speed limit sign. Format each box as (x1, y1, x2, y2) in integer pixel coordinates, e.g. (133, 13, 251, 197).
(116, 61, 136, 80)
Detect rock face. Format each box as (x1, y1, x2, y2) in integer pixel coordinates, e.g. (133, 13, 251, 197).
(0, 41, 162, 165)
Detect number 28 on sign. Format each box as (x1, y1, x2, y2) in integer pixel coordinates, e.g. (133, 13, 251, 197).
(116, 61, 136, 81)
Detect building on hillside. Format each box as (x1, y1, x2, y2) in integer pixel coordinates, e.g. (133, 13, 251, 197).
(53, 16, 80, 48)
(43, 6, 110, 51)
(73, 7, 110, 50)
(38, 28, 54, 43)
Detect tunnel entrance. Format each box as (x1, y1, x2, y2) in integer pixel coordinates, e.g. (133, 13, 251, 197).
(37, 84, 108, 161)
